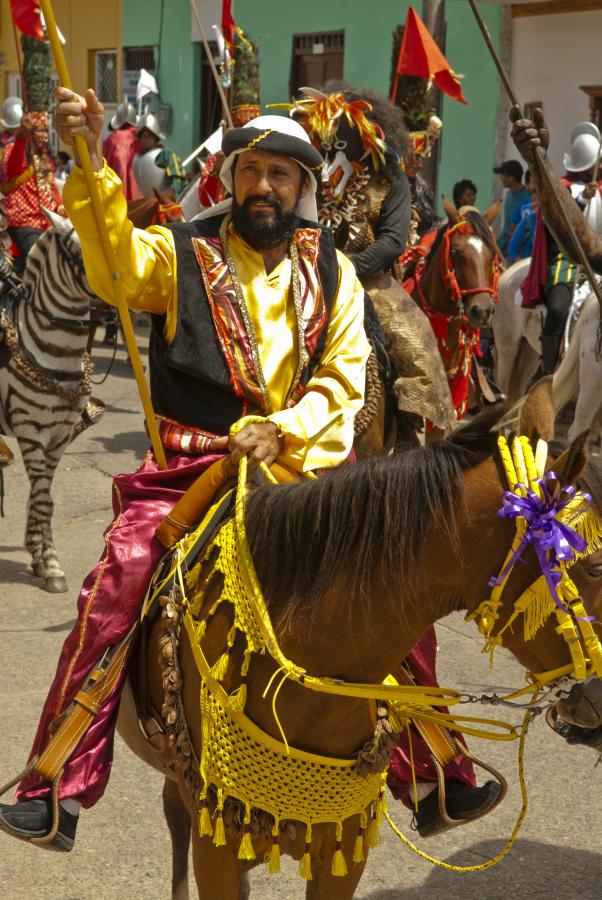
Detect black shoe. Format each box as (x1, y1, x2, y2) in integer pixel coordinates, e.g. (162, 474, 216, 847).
(0, 798, 78, 852)
(413, 780, 502, 838)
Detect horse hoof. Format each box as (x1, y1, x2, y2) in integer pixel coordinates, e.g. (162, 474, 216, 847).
(44, 576, 68, 593)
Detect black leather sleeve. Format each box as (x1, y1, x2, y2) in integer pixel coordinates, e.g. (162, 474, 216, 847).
(350, 171, 411, 279)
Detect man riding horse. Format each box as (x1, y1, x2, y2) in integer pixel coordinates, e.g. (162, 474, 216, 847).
(511, 106, 602, 275)
(0, 86, 494, 851)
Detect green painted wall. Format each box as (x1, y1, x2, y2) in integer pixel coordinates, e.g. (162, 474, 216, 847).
(122, 0, 200, 157)
(236, 0, 502, 212)
(438, 1, 502, 213)
(236, 0, 413, 106)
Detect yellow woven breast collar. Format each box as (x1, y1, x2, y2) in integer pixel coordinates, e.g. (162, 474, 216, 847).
(468, 435, 602, 684)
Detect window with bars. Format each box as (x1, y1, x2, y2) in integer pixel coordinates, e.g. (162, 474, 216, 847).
(95, 50, 118, 104)
(124, 46, 155, 72)
(290, 31, 345, 97)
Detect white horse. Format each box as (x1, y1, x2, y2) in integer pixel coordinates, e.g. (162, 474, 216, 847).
(553, 292, 602, 443)
(492, 258, 544, 401)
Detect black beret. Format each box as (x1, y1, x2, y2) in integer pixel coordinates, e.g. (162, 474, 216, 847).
(222, 126, 323, 171)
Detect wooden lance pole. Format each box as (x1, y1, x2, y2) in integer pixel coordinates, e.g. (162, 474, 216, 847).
(467, 0, 602, 317)
(38, 0, 167, 468)
(188, 0, 234, 129)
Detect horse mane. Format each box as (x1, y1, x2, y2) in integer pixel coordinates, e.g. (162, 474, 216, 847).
(246, 405, 506, 628)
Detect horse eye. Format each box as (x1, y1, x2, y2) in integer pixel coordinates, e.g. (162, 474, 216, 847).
(334, 140, 348, 150)
(586, 567, 602, 579)
(321, 140, 331, 151)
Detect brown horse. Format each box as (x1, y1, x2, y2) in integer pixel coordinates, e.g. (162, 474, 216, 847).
(127, 187, 186, 230)
(405, 205, 501, 420)
(118, 384, 602, 899)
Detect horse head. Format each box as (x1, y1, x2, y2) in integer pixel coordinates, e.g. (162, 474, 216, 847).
(22, 209, 97, 328)
(463, 380, 602, 689)
(435, 201, 501, 329)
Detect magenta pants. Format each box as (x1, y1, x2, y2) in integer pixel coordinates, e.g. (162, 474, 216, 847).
(17, 453, 474, 810)
(387, 627, 476, 806)
(18, 449, 221, 808)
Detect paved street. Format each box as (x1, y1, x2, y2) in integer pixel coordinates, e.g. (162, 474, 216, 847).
(0, 335, 600, 899)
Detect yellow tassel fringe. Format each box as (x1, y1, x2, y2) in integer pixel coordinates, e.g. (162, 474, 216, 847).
(238, 807, 256, 861)
(268, 824, 281, 874)
(353, 813, 367, 864)
(331, 847, 348, 877)
(226, 683, 247, 714)
(299, 824, 313, 880)
(211, 651, 230, 682)
(199, 803, 213, 838)
(331, 823, 348, 877)
(238, 830, 255, 861)
(213, 813, 226, 847)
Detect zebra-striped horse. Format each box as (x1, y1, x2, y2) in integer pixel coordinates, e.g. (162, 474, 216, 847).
(0, 210, 98, 592)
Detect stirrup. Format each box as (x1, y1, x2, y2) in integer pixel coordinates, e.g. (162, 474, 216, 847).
(0, 625, 138, 844)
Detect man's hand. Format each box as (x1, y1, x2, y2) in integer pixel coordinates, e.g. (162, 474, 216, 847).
(16, 113, 33, 141)
(54, 87, 104, 171)
(583, 182, 599, 201)
(510, 104, 549, 168)
(210, 422, 283, 470)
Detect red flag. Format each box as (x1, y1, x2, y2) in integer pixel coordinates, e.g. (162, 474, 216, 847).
(9, 0, 44, 41)
(221, 0, 236, 49)
(395, 6, 467, 105)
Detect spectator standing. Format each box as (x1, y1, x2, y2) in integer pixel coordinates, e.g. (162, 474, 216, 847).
(493, 159, 530, 258)
(507, 183, 538, 262)
(452, 178, 477, 208)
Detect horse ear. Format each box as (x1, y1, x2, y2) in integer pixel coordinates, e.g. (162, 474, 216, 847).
(518, 376, 555, 441)
(41, 207, 71, 231)
(553, 430, 590, 487)
(442, 195, 460, 224)
(483, 200, 502, 225)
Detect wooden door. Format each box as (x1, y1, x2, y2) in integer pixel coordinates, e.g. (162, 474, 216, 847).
(290, 31, 345, 97)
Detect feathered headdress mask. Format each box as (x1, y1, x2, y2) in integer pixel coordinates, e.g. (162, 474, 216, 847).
(272, 87, 388, 169)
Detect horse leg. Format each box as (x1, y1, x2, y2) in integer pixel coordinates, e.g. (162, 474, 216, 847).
(22, 437, 67, 592)
(162, 777, 191, 900)
(190, 831, 250, 900)
(306, 859, 367, 899)
(508, 337, 540, 403)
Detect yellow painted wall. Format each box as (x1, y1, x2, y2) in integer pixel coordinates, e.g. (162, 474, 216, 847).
(0, 0, 122, 99)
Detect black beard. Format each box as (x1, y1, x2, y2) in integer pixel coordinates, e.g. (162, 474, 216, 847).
(231, 194, 299, 250)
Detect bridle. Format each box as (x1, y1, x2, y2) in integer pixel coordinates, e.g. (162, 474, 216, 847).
(151, 199, 184, 226)
(468, 434, 602, 688)
(415, 218, 500, 319)
(440, 220, 500, 310)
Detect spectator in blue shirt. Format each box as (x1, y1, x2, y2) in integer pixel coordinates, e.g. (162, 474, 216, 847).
(507, 185, 538, 262)
(493, 159, 531, 258)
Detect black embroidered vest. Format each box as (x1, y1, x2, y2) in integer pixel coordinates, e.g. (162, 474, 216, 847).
(149, 214, 340, 435)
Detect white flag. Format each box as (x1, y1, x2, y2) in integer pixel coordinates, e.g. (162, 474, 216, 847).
(136, 69, 158, 102)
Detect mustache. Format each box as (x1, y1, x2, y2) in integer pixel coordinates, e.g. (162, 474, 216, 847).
(241, 194, 283, 213)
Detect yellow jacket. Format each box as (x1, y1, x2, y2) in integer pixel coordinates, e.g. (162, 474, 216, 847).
(63, 163, 370, 472)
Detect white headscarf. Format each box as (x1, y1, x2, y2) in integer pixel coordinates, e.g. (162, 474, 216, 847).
(195, 115, 319, 222)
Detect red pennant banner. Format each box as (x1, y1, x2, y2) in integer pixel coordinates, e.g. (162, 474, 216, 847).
(9, 0, 45, 41)
(221, 0, 236, 49)
(396, 6, 467, 105)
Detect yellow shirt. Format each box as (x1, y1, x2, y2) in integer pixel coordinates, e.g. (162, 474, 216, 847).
(63, 163, 370, 472)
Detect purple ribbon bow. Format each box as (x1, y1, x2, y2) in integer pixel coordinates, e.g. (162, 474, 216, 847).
(489, 472, 593, 618)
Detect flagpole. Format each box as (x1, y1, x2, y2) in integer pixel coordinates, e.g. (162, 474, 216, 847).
(468, 0, 602, 316)
(188, 0, 234, 129)
(38, 0, 167, 469)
